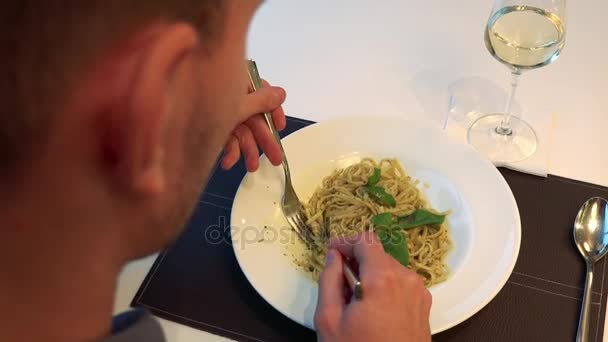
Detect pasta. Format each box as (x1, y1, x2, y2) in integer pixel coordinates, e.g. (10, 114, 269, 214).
(302, 158, 452, 287)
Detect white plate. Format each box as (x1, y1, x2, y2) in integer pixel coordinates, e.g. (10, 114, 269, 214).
(231, 117, 520, 334)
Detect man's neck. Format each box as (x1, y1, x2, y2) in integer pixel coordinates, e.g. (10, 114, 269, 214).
(0, 205, 126, 342)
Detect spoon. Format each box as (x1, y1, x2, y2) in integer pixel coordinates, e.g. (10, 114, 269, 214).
(573, 197, 608, 342)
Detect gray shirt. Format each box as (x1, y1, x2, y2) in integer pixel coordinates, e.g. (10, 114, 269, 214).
(102, 309, 165, 342)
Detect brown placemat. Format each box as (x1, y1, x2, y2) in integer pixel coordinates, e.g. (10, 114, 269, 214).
(435, 170, 608, 341)
(132, 117, 608, 341)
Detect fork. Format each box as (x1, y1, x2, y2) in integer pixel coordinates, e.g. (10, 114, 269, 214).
(247, 60, 362, 300)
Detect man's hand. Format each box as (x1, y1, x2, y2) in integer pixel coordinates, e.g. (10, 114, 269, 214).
(315, 232, 432, 342)
(221, 80, 287, 172)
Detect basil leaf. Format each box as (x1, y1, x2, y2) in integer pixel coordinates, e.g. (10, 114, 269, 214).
(396, 209, 446, 230)
(367, 168, 382, 186)
(371, 212, 394, 227)
(365, 186, 396, 208)
(377, 229, 409, 267)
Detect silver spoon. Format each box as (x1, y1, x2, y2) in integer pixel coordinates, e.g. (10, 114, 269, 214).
(573, 197, 608, 342)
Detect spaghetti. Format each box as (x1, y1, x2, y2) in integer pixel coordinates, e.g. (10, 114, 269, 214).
(302, 158, 452, 287)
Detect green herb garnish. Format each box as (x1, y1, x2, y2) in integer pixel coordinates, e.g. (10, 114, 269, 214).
(371, 212, 394, 227)
(365, 186, 396, 207)
(367, 168, 382, 186)
(365, 168, 395, 207)
(396, 209, 446, 229)
(371, 209, 446, 230)
(378, 229, 409, 267)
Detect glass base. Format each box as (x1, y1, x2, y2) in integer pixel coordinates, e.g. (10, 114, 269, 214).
(467, 114, 538, 163)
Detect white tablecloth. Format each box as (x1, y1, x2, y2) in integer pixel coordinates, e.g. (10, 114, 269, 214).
(114, 1, 608, 340)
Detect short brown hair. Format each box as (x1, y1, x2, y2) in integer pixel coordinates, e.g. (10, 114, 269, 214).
(0, 1, 225, 177)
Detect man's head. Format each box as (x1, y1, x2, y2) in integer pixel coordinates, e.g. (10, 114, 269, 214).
(1, 0, 262, 260)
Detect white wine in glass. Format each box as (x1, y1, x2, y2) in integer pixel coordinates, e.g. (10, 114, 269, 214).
(468, 1, 566, 163)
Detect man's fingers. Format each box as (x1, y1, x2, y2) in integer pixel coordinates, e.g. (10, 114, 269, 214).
(239, 86, 286, 124)
(261, 80, 287, 131)
(314, 249, 345, 333)
(221, 136, 240, 170)
(232, 125, 259, 172)
(329, 231, 386, 274)
(246, 115, 283, 166)
(271, 106, 287, 131)
(228, 78, 286, 172)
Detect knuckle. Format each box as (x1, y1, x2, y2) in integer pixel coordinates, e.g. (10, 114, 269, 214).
(414, 275, 425, 288)
(244, 115, 257, 126)
(313, 311, 334, 333)
(232, 126, 244, 139)
(402, 268, 419, 282)
(263, 93, 277, 109)
(370, 269, 399, 291)
(228, 135, 239, 147)
(398, 269, 426, 290)
(235, 126, 252, 144)
(236, 134, 247, 146)
(424, 289, 433, 306)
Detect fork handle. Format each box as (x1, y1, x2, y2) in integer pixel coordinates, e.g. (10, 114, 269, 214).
(246, 60, 292, 183)
(343, 262, 363, 300)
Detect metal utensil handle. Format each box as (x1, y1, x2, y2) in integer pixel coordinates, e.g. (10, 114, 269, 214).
(325, 210, 364, 300)
(246, 60, 291, 184)
(577, 262, 594, 342)
(343, 261, 363, 300)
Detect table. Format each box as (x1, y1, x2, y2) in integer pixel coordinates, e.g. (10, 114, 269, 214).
(113, 0, 608, 340)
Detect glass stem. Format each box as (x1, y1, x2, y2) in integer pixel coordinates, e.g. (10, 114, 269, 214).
(496, 70, 522, 136)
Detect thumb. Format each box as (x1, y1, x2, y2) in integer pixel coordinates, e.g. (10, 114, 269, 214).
(239, 86, 286, 122)
(315, 249, 345, 332)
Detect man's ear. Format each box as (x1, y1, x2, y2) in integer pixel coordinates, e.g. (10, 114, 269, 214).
(106, 23, 199, 195)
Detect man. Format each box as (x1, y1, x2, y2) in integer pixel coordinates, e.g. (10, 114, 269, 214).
(0, 1, 432, 341)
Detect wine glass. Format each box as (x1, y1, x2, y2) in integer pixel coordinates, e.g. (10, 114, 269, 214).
(467, 0, 566, 163)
